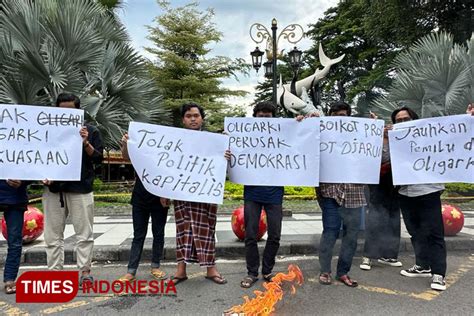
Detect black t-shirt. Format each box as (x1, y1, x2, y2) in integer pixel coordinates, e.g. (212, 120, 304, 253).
(49, 124, 104, 193)
(244, 185, 284, 205)
(131, 177, 162, 207)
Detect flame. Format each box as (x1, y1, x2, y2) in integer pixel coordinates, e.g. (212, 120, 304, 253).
(225, 264, 304, 316)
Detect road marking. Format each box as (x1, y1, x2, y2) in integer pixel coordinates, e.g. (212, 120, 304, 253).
(409, 290, 440, 301)
(0, 301, 30, 316)
(41, 300, 89, 314)
(307, 255, 474, 301)
(39, 296, 113, 315)
(358, 285, 409, 296)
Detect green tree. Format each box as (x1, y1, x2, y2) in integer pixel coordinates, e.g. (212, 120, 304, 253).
(373, 32, 473, 118)
(0, 0, 170, 148)
(305, 0, 433, 115)
(300, 0, 472, 115)
(422, 0, 473, 45)
(145, 1, 250, 131)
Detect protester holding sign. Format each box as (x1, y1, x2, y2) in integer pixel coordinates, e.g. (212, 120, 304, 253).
(0, 179, 29, 294)
(391, 107, 447, 291)
(114, 133, 169, 284)
(360, 114, 402, 271)
(166, 102, 230, 285)
(317, 101, 366, 288)
(42, 93, 103, 287)
(239, 102, 285, 288)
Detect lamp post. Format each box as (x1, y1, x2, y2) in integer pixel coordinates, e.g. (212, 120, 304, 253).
(249, 19, 304, 105)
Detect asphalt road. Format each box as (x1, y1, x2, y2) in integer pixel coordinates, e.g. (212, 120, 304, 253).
(1, 252, 473, 315)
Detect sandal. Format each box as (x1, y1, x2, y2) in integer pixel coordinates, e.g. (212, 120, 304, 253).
(319, 273, 332, 285)
(263, 272, 277, 282)
(79, 275, 94, 288)
(116, 274, 136, 284)
(336, 274, 358, 287)
(240, 276, 258, 288)
(168, 275, 188, 285)
(205, 274, 227, 285)
(4, 281, 16, 294)
(150, 269, 167, 280)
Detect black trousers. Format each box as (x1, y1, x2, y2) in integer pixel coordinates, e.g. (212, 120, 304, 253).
(244, 200, 282, 277)
(399, 191, 447, 276)
(127, 202, 168, 274)
(363, 184, 401, 259)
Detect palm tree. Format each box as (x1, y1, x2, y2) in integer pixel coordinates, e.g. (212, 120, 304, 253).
(372, 32, 473, 118)
(0, 0, 170, 148)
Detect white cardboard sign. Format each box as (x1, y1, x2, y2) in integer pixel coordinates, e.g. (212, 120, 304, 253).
(0, 104, 83, 180)
(127, 122, 229, 204)
(389, 115, 474, 185)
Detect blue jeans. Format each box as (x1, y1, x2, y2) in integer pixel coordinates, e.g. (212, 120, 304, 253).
(127, 202, 168, 275)
(319, 198, 361, 277)
(3, 205, 25, 282)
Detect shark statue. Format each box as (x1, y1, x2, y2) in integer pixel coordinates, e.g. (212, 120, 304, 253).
(277, 43, 344, 115)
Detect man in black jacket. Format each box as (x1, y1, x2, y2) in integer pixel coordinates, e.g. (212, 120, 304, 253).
(42, 93, 103, 286)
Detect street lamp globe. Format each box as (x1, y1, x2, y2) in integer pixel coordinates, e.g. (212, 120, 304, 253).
(288, 46, 303, 72)
(250, 46, 264, 72)
(263, 60, 273, 78)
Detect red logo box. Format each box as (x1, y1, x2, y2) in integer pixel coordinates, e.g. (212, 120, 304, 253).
(16, 271, 79, 303)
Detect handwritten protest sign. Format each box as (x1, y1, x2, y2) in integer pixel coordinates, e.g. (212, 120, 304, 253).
(389, 115, 474, 185)
(319, 117, 384, 184)
(0, 104, 83, 180)
(127, 122, 229, 204)
(224, 117, 320, 186)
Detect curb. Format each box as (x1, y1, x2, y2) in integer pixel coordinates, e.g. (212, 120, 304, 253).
(4, 235, 473, 265)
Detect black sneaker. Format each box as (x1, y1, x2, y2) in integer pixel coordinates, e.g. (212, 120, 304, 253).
(378, 258, 402, 267)
(431, 274, 446, 291)
(400, 264, 432, 277)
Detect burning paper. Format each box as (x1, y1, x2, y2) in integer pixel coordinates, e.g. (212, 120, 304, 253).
(225, 264, 304, 316)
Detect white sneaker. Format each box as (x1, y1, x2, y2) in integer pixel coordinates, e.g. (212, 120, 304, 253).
(378, 258, 403, 267)
(431, 274, 446, 291)
(360, 257, 372, 271)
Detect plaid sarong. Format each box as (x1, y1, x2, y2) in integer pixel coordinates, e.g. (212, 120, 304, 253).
(173, 200, 218, 267)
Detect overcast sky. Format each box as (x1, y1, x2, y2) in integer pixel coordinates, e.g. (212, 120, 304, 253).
(118, 0, 339, 109)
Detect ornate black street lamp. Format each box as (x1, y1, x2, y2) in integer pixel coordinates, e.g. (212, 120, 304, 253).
(288, 46, 303, 74)
(250, 47, 264, 72)
(249, 19, 304, 105)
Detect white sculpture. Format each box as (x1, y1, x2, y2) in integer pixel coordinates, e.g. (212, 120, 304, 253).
(278, 43, 344, 115)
